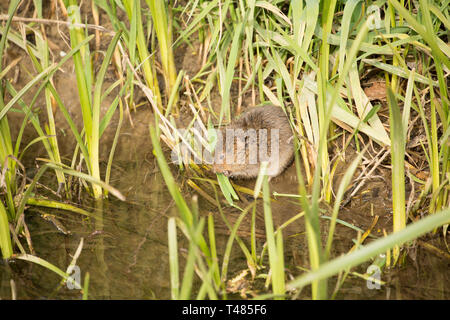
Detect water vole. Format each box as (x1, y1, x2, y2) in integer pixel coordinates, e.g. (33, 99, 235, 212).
(212, 105, 294, 178)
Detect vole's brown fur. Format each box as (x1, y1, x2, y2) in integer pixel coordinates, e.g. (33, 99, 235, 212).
(212, 105, 294, 178)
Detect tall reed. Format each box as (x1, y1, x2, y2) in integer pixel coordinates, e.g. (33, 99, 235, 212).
(0, 0, 20, 221)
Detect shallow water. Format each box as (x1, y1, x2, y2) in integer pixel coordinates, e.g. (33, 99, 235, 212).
(0, 63, 448, 300)
(0, 2, 448, 300)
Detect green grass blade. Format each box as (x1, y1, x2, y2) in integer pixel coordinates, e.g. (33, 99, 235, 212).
(14, 254, 78, 286)
(220, 202, 254, 284)
(387, 87, 406, 262)
(262, 173, 285, 299)
(220, 22, 243, 123)
(26, 197, 98, 218)
(216, 173, 239, 205)
(388, 0, 450, 70)
(325, 148, 366, 259)
(82, 272, 90, 300)
(363, 59, 439, 86)
(338, 0, 362, 73)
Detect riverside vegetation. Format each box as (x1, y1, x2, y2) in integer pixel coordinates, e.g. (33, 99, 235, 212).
(0, 0, 449, 299)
